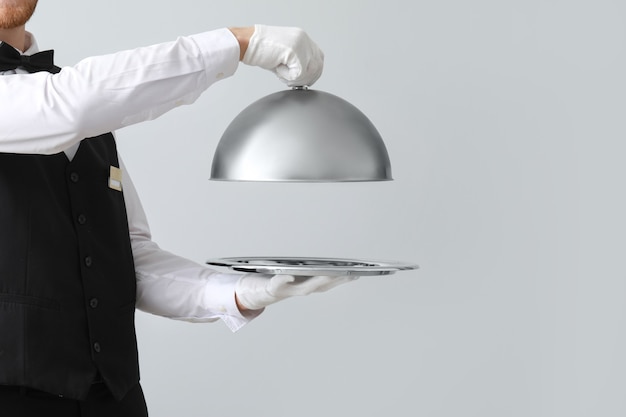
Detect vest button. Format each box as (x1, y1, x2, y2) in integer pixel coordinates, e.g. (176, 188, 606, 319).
(89, 298, 99, 308)
(93, 342, 101, 353)
(77, 214, 87, 225)
(70, 172, 80, 183)
(84, 256, 93, 267)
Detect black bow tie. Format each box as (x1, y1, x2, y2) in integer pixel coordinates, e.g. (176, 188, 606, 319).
(0, 41, 59, 73)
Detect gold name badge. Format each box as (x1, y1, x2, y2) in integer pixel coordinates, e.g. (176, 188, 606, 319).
(109, 166, 123, 191)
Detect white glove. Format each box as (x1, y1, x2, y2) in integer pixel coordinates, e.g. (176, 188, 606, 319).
(235, 274, 357, 311)
(242, 24, 324, 87)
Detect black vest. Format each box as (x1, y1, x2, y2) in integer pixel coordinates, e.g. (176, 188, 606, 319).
(0, 133, 139, 400)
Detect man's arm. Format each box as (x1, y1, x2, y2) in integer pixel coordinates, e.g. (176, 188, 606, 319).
(0, 29, 240, 155)
(120, 156, 260, 332)
(0, 25, 324, 155)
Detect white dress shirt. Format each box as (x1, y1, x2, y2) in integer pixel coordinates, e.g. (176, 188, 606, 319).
(0, 29, 258, 331)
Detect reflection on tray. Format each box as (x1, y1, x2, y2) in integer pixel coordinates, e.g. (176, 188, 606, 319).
(236, 258, 379, 268)
(207, 257, 419, 276)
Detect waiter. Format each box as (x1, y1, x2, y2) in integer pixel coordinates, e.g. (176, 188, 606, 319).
(0, 1, 357, 415)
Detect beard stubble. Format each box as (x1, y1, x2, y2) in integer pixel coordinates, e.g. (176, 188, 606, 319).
(0, 0, 38, 29)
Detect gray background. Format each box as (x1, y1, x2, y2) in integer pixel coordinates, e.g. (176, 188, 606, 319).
(28, 0, 626, 416)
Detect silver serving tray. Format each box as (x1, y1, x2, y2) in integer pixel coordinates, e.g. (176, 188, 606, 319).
(206, 257, 419, 276)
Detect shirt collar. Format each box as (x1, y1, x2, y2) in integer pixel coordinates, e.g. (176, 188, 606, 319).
(23, 32, 39, 54)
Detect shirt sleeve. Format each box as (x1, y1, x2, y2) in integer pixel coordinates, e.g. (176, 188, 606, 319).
(0, 28, 240, 155)
(119, 156, 262, 332)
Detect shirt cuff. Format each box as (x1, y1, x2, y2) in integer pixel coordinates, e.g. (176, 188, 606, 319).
(200, 273, 263, 332)
(189, 28, 240, 83)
